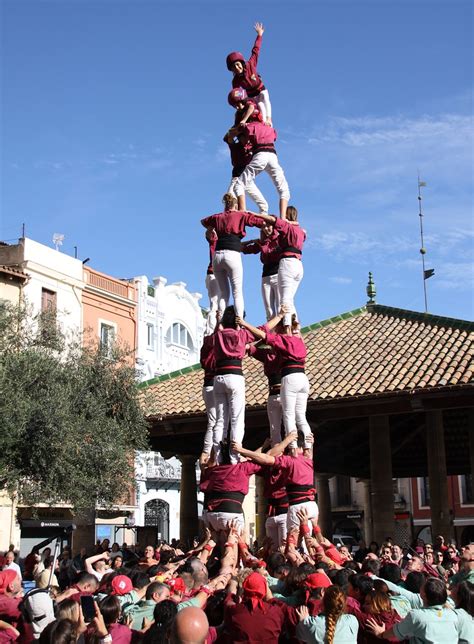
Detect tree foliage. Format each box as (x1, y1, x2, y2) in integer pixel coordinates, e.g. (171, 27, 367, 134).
(0, 302, 148, 510)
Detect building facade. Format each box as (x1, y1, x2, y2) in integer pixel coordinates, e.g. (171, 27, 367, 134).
(134, 275, 204, 381)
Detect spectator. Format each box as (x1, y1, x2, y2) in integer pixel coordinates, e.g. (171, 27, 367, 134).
(169, 606, 209, 644)
(2, 555, 21, 583)
(296, 585, 359, 643)
(366, 577, 459, 641)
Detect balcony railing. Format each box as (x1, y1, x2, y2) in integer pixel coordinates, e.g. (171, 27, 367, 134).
(86, 270, 131, 299)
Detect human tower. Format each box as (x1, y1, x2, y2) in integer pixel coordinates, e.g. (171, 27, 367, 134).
(198, 24, 317, 550)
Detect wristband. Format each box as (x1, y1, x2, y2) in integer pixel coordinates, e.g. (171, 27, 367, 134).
(203, 545, 213, 552)
(300, 524, 310, 536)
(198, 585, 213, 596)
(313, 525, 321, 535)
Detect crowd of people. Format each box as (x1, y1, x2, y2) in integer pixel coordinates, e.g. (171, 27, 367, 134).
(1, 526, 473, 643)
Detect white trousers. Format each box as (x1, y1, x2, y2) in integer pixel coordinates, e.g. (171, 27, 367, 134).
(278, 257, 303, 327)
(267, 393, 283, 447)
(213, 250, 244, 317)
(206, 511, 245, 533)
(228, 176, 268, 214)
(281, 372, 312, 448)
(205, 274, 219, 333)
(234, 152, 290, 202)
(213, 374, 246, 464)
(202, 385, 216, 455)
(255, 89, 272, 123)
(265, 513, 287, 548)
(287, 501, 319, 531)
(261, 273, 280, 320)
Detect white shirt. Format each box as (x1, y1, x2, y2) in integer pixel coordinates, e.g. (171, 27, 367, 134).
(4, 561, 22, 580)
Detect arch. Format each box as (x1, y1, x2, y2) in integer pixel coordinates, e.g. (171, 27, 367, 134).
(165, 322, 194, 351)
(144, 498, 170, 542)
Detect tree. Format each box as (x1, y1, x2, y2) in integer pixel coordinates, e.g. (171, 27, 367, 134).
(0, 302, 148, 510)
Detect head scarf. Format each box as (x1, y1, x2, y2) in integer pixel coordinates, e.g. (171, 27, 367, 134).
(242, 572, 267, 612)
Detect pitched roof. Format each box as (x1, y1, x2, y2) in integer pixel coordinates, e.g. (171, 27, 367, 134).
(140, 304, 474, 420)
(0, 264, 28, 280)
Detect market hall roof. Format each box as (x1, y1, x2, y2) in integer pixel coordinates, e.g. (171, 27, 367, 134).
(140, 303, 473, 477)
(140, 303, 473, 417)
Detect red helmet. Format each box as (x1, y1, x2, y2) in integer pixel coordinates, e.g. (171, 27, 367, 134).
(228, 87, 248, 107)
(226, 51, 245, 71)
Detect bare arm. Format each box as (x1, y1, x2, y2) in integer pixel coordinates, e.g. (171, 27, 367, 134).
(265, 306, 289, 331)
(232, 442, 276, 465)
(239, 102, 255, 125)
(267, 432, 297, 457)
(85, 552, 108, 575)
(235, 316, 266, 340)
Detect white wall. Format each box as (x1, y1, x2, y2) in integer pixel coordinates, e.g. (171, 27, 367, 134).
(134, 275, 204, 381)
(21, 238, 84, 335)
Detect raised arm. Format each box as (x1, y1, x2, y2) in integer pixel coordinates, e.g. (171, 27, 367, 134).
(233, 432, 297, 464)
(235, 316, 266, 340)
(267, 432, 297, 457)
(265, 305, 290, 331)
(239, 101, 255, 126)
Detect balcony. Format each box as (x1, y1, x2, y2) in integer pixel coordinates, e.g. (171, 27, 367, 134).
(85, 268, 133, 300)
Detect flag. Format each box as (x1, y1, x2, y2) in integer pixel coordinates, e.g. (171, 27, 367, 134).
(419, 181, 427, 187)
(424, 268, 435, 280)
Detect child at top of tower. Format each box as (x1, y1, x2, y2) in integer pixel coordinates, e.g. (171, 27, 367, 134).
(226, 22, 273, 126)
(228, 87, 263, 127)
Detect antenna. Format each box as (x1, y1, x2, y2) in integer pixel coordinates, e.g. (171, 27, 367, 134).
(52, 233, 65, 251)
(417, 174, 435, 313)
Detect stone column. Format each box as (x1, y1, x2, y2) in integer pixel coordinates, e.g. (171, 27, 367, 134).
(362, 479, 373, 544)
(316, 474, 332, 538)
(369, 415, 395, 544)
(469, 409, 474, 486)
(426, 410, 452, 540)
(179, 456, 199, 548)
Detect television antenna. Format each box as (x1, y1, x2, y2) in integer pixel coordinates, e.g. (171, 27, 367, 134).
(52, 233, 64, 251)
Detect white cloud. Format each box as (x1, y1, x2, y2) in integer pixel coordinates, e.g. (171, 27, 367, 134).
(330, 276, 353, 285)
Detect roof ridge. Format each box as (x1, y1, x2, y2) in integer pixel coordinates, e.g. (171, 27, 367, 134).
(367, 304, 474, 330)
(301, 306, 368, 333)
(138, 362, 202, 388)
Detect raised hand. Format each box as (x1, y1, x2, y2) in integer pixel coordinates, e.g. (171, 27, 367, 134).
(296, 605, 309, 622)
(254, 22, 264, 36)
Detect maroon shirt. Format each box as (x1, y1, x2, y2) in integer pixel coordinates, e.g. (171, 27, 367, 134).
(223, 600, 289, 643)
(201, 211, 262, 240)
(262, 468, 288, 517)
(242, 231, 281, 265)
(0, 596, 21, 625)
(240, 122, 277, 154)
(231, 35, 265, 97)
(234, 99, 263, 127)
(226, 139, 253, 177)
(274, 454, 315, 504)
(274, 219, 306, 259)
(207, 232, 217, 274)
(200, 335, 216, 383)
(265, 332, 307, 367)
(248, 344, 281, 389)
(214, 327, 254, 362)
(200, 461, 262, 496)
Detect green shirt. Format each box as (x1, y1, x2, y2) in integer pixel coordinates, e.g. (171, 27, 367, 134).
(392, 605, 460, 643)
(296, 614, 359, 643)
(123, 599, 156, 630)
(449, 568, 474, 587)
(455, 607, 474, 644)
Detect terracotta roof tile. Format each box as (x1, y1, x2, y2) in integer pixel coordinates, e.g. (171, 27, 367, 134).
(140, 304, 474, 419)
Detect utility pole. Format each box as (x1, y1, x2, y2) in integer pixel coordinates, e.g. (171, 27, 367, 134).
(417, 175, 435, 313)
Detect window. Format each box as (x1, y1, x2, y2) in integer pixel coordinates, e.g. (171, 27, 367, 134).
(336, 475, 352, 506)
(460, 475, 473, 505)
(147, 285, 155, 297)
(419, 477, 430, 507)
(147, 323, 155, 348)
(165, 322, 194, 350)
(100, 322, 115, 356)
(41, 288, 57, 316)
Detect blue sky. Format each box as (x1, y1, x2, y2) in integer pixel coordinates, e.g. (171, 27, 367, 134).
(2, 0, 473, 324)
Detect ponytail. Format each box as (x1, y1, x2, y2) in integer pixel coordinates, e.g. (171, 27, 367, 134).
(323, 586, 346, 644)
(222, 193, 238, 211)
